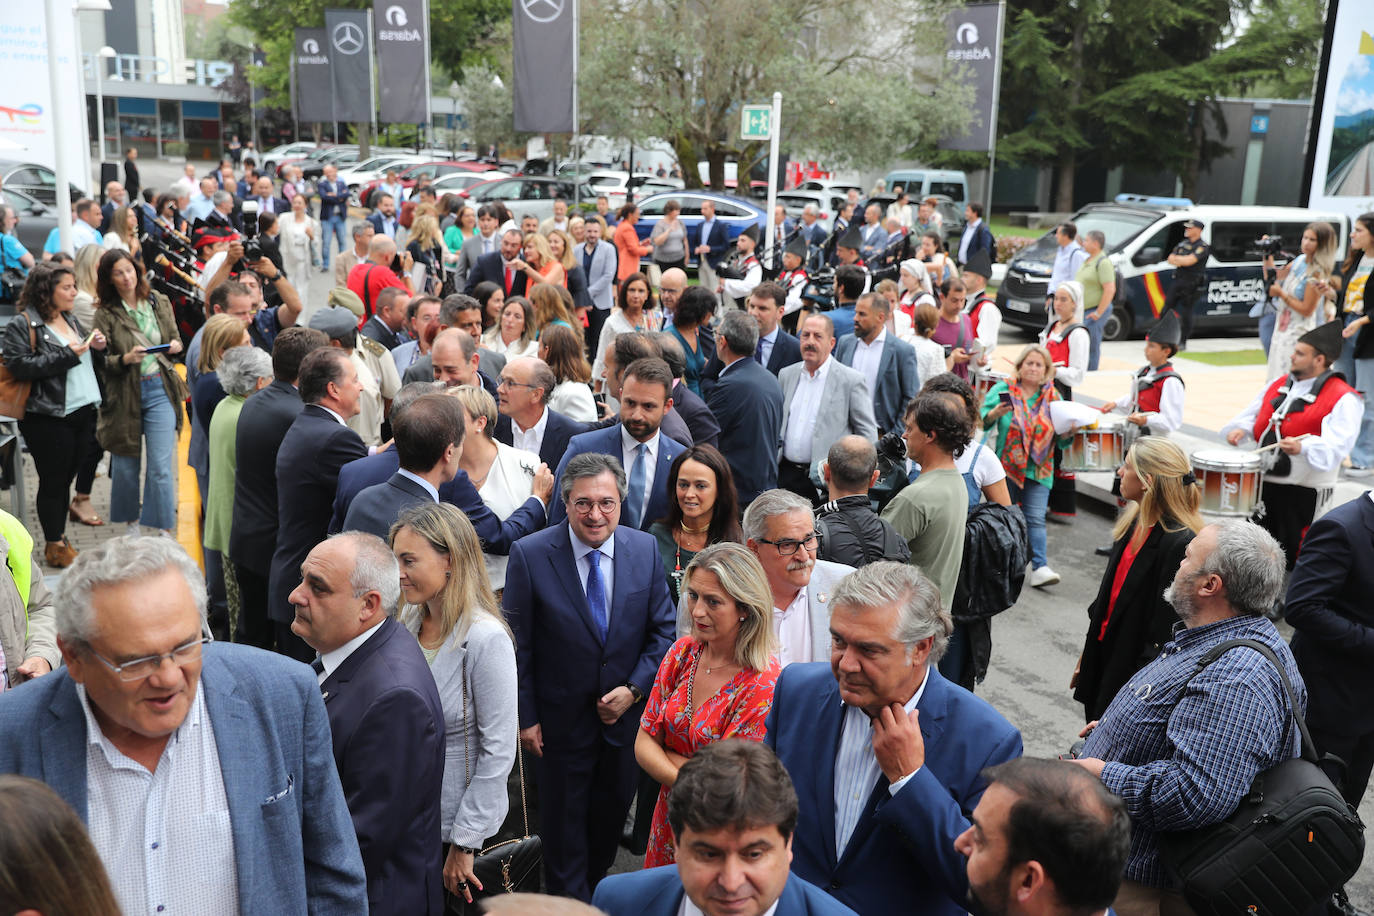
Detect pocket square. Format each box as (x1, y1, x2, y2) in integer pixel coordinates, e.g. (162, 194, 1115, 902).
(263, 774, 294, 805)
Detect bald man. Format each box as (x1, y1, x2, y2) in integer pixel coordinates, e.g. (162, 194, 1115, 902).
(347, 235, 413, 321)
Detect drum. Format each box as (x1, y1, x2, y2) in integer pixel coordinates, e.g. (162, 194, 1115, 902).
(973, 371, 1010, 403)
(1062, 418, 1125, 472)
(1192, 449, 1263, 517)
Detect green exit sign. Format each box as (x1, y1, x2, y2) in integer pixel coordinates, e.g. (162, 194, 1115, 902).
(740, 105, 772, 140)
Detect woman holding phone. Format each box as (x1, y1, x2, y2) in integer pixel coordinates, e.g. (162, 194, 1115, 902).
(94, 249, 186, 538)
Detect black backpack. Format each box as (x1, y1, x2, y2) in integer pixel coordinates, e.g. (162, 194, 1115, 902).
(951, 502, 1028, 623)
(1160, 639, 1365, 916)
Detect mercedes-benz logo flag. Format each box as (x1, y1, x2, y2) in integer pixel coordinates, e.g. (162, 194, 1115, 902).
(325, 8, 375, 124)
(512, 0, 575, 132)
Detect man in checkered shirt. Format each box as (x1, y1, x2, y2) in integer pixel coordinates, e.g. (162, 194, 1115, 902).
(1071, 520, 1306, 916)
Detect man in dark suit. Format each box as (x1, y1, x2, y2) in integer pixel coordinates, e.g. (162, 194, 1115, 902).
(247, 176, 290, 217)
(465, 228, 529, 298)
(593, 741, 858, 916)
(551, 358, 688, 530)
(693, 199, 732, 296)
(365, 193, 400, 239)
(747, 282, 803, 376)
(765, 561, 1022, 916)
(330, 382, 553, 545)
(600, 332, 694, 448)
(654, 332, 720, 448)
(343, 393, 464, 537)
(122, 147, 140, 200)
(493, 356, 586, 468)
(360, 287, 409, 351)
(835, 292, 921, 435)
(230, 327, 330, 650)
(290, 532, 446, 915)
(504, 452, 677, 901)
(268, 348, 369, 661)
(706, 311, 784, 506)
(403, 328, 499, 400)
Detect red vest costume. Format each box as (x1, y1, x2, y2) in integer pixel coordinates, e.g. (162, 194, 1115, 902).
(1135, 362, 1184, 414)
(1251, 371, 1356, 488)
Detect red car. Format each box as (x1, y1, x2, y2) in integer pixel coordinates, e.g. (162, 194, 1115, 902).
(360, 161, 492, 208)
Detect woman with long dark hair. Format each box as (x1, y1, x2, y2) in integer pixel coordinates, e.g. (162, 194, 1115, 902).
(648, 444, 743, 602)
(1334, 212, 1374, 474)
(593, 272, 659, 389)
(2, 264, 105, 566)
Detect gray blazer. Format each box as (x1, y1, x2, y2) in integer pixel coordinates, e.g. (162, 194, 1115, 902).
(582, 239, 618, 312)
(455, 233, 499, 290)
(778, 358, 879, 469)
(404, 612, 519, 847)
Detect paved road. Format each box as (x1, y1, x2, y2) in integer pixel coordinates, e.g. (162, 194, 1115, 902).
(1329, 141, 1374, 197)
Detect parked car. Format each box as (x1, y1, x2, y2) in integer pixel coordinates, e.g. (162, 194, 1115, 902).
(3, 187, 57, 256)
(0, 161, 86, 207)
(996, 196, 1351, 341)
(882, 168, 969, 212)
(456, 176, 595, 223)
(259, 142, 319, 174)
(632, 191, 767, 268)
(430, 169, 511, 200)
(776, 189, 849, 231)
(361, 161, 495, 208)
(580, 171, 682, 209)
(338, 154, 429, 205)
(794, 178, 863, 197)
(296, 147, 368, 180)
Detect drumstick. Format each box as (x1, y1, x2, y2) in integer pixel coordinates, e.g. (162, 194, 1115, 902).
(1253, 434, 1312, 453)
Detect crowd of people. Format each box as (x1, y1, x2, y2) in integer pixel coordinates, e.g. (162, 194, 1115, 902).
(0, 155, 1371, 916)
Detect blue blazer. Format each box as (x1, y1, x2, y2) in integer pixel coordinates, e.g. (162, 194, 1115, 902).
(465, 251, 529, 297)
(592, 866, 858, 916)
(764, 663, 1022, 916)
(494, 406, 587, 470)
(365, 211, 399, 238)
(322, 617, 446, 915)
(767, 329, 804, 376)
(548, 424, 687, 529)
(705, 357, 784, 505)
(342, 471, 434, 539)
(330, 448, 546, 552)
(835, 333, 921, 434)
(269, 405, 368, 625)
(698, 219, 731, 270)
(503, 523, 676, 749)
(0, 644, 367, 913)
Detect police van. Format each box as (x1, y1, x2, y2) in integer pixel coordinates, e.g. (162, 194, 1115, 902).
(995, 196, 1351, 340)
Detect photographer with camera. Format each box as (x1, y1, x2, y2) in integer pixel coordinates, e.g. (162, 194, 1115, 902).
(1263, 223, 1337, 384)
(347, 234, 414, 323)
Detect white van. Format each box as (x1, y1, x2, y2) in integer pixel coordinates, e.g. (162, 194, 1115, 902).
(996, 196, 1351, 340)
(882, 169, 969, 211)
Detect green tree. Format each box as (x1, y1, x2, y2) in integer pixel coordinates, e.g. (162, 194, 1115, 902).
(576, 0, 974, 189)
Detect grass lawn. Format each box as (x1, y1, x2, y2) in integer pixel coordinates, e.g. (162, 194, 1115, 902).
(1176, 349, 1267, 367)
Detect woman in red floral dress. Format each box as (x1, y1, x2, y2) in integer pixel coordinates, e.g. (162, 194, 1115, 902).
(634, 542, 781, 868)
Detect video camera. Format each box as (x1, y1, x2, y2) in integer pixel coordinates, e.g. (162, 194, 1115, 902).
(1247, 235, 1285, 259)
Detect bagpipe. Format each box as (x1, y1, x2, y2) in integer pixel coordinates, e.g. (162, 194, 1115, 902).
(137, 205, 205, 344)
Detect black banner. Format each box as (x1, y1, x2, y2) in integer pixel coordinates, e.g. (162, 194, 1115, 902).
(325, 8, 375, 124)
(375, 0, 431, 125)
(294, 28, 333, 123)
(512, 0, 574, 132)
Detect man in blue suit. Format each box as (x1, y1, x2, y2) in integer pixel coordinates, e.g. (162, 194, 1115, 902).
(835, 292, 921, 436)
(765, 561, 1022, 916)
(593, 741, 858, 916)
(269, 348, 369, 661)
(0, 536, 368, 914)
(694, 199, 732, 296)
(493, 355, 588, 468)
(504, 452, 677, 901)
(747, 283, 803, 376)
(706, 310, 784, 506)
(550, 357, 687, 530)
(342, 393, 464, 538)
(289, 532, 446, 915)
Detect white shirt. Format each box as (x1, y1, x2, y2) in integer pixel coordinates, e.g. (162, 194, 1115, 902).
(396, 468, 440, 503)
(1113, 370, 1186, 436)
(198, 250, 228, 292)
(681, 896, 779, 916)
(621, 425, 661, 524)
(1222, 376, 1364, 475)
(1048, 242, 1087, 295)
(317, 620, 385, 684)
(1038, 323, 1089, 390)
(958, 218, 982, 264)
(851, 328, 887, 399)
(963, 294, 1001, 350)
(477, 443, 539, 590)
(834, 673, 929, 856)
(511, 406, 549, 456)
(73, 220, 103, 251)
(570, 526, 616, 621)
(81, 683, 239, 916)
(783, 357, 832, 463)
(757, 327, 779, 367)
(317, 404, 348, 427)
(772, 587, 813, 669)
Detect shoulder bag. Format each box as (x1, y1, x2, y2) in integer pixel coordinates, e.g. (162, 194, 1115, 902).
(1159, 638, 1365, 916)
(460, 652, 542, 907)
(0, 317, 37, 418)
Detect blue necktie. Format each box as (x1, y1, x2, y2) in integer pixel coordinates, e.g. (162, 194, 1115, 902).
(624, 443, 648, 528)
(755, 337, 765, 364)
(585, 549, 609, 641)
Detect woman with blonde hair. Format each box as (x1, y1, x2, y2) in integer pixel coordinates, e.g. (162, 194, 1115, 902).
(908, 303, 949, 384)
(407, 213, 450, 295)
(515, 231, 565, 288)
(528, 281, 581, 342)
(537, 322, 597, 422)
(390, 501, 518, 909)
(1073, 437, 1203, 720)
(279, 192, 319, 302)
(72, 243, 102, 329)
(635, 541, 780, 868)
(982, 342, 1068, 587)
(482, 295, 538, 360)
(69, 243, 107, 525)
(1264, 221, 1338, 381)
(547, 227, 589, 311)
(101, 206, 142, 263)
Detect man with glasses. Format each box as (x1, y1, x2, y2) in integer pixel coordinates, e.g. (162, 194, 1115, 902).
(493, 356, 588, 470)
(504, 452, 676, 902)
(0, 535, 368, 913)
(745, 489, 853, 668)
(657, 267, 688, 325)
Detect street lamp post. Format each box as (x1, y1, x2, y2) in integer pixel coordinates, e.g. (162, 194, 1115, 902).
(93, 45, 116, 161)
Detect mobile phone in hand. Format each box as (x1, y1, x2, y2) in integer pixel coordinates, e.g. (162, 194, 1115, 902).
(998, 391, 1012, 405)
(84, 330, 97, 346)
(143, 343, 172, 354)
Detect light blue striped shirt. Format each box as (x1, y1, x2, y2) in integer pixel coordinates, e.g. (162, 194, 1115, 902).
(833, 672, 928, 857)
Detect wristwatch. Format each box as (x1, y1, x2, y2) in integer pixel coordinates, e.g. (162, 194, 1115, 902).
(625, 683, 645, 704)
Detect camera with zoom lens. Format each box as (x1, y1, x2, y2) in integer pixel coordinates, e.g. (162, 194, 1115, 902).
(241, 238, 263, 263)
(1248, 235, 1284, 258)
(876, 429, 908, 469)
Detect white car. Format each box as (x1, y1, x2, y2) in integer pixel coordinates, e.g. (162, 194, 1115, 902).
(775, 189, 851, 231)
(337, 154, 428, 204)
(582, 170, 683, 208)
(431, 169, 511, 199)
(260, 142, 318, 173)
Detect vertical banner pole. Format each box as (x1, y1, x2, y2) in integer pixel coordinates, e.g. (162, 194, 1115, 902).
(572, 0, 580, 208)
(984, 0, 1005, 215)
(764, 92, 782, 269)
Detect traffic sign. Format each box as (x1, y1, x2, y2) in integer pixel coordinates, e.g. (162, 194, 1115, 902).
(741, 105, 772, 141)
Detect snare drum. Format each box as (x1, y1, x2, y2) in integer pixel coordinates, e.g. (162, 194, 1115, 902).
(1062, 418, 1125, 472)
(974, 371, 1010, 403)
(1191, 449, 1263, 517)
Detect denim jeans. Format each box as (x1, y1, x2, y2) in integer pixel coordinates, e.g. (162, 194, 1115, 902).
(321, 215, 348, 268)
(1083, 304, 1111, 371)
(1336, 330, 1374, 468)
(1257, 310, 1277, 356)
(110, 376, 178, 530)
(1008, 477, 1050, 568)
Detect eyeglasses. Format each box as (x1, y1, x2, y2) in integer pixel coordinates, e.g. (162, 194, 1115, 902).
(496, 378, 538, 390)
(756, 534, 819, 556)
(88, 633, 212, 682)
(572, 497, 620, 515)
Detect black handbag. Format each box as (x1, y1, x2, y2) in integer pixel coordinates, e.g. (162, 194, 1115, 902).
(460, 653, 542, 904)
(1159, 639, 1365, 916)
(0, 244, 24, 305)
